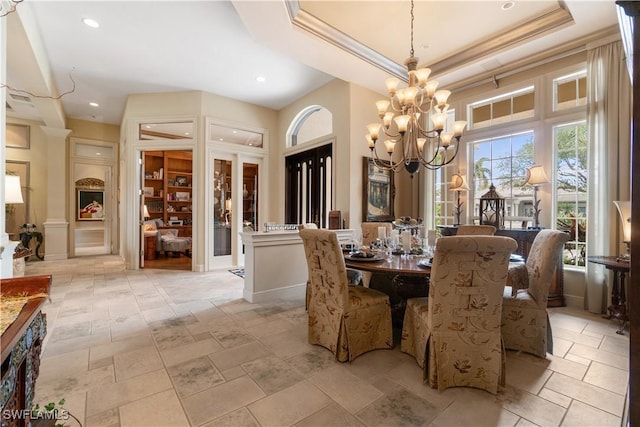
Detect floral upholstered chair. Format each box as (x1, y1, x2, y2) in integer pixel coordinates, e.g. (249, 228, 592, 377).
(501, 230, 569, 358)
(361, 222, 393, 246)
(299, 228, 393, 362)
(456, 224, 497, 236)
(401, 235, 517, 394)
(298, 224, 362, 310)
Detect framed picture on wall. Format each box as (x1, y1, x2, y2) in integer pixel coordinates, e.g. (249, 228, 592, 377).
(362, 157, 395, 222)
(6, 124, 30, 149)
(78, 190, 105, 221)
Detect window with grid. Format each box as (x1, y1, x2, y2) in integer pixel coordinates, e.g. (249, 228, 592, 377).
(467, 86, 535, 130)
(554, 121, 588, 267)
(470, 131, 534, 228)
(554, 71, 587, 111)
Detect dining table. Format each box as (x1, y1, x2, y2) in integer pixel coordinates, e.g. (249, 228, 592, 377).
(344, 250, 525, 328)
(344, 252, 431, 327)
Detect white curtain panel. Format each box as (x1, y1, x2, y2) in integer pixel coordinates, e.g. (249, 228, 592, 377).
(585, 39, 632, 313)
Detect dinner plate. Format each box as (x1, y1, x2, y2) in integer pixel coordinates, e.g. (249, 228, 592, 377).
(344, 254, 384, 262)
(417, 258, 433, 268)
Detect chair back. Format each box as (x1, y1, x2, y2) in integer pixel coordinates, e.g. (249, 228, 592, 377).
(429, 235, 517, 332)
(298, 223, 318, 230)
(525, 230, 570, 306)
(299, 229, 349, 310)
(361, 222, 393, 246)
(456, 224, 497, 236)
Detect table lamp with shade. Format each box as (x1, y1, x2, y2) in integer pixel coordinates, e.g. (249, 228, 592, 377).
(613, 200, 631, 260)
(524, 165, 550, 229)
(143, 205, 150, 220)
(449, 173, 470, 226)
(5, 175, 24, 205)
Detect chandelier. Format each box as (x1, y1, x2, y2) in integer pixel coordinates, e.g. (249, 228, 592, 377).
(366, 0, 467, 175)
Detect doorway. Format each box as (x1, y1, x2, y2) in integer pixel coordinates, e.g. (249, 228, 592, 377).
(141, 149, 193, 270)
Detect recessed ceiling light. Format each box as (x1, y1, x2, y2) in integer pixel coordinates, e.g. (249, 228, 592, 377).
(89, 102, 99, 107)
(219, 138, 224, 141)
(256, 76, 266, 83)
(501, 1, 515, 10)
(232, 130, 237, 134)
(82, 18, 100, 28)
(145, 125, 152, 129)
(184, 132, 190, 136)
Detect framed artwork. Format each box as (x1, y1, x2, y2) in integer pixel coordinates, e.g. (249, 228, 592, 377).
(362, 157, 395, 222)
(175, 191, 190, 201)
(175, 176, 188, 186)
(78, 190, 105, 221)
(5, 160, 30, 232)
(143, 186, 154, 197)
(6, 124, 30, 149)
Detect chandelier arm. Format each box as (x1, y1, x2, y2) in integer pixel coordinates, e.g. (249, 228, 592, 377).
(389, 97, 404, 113)
(370, 144, 406, 173)
(381, 127, 400, 140)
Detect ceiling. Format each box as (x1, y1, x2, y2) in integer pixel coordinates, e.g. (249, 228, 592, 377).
(4, 0, 621, 129)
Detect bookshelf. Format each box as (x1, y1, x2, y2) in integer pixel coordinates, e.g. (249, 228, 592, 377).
(144, 150, 193, 236)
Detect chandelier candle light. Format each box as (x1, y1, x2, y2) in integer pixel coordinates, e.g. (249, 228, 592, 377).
(524, 165, 550, 229)
(366, 0, 466, 175)
(449, 173, 470, 226)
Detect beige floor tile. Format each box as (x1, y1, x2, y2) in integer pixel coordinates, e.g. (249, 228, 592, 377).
(88, 334, 155, 362)
(222, 366, 247, 381)
(242, 355, 305, 394)
(538, 387, 573, 408)
(356, 380, 441, 427)
(564, 353, 591, 366)
(160, 337, 224, 367)
(249, 380, 332, 426)
(545, 372, 625, 416)
(201, 407, 260, 427)
(582, 361, 629, 395)
(211, 326, 256, 348)
(568, 343, 628, 371)
(296, 402, 365, 427)
(119, 389, 190, 426)
(167, 356, 226, 397)
(152, 326, 195, 351)
(430, 393, 520, 427)
(505, 355, 552, 394)
(85, 408, 119, 427)
(38, 348, 90, 381)
(561, 400, 621, 426)
(85, 369, 172, 416)
(599, 334, 630, 354)
(552, 337, 573, 358)
(35, 364, 114, 402)
(182, 376, 265, 426)
(246, 317, 297, 339)
(309, 365, 384, 414)
(381, 362, 456, 411)
(545, 354, 589, 380)
(209, 341, 274, 371)
(553, 326, 603, 348)
(515, 418, 540, 426)
(499, 385, 566, 426)
(113, 345, 164, 381)
(286, 347, 342, 378)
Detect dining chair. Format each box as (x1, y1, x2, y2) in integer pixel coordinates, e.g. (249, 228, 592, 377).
(401, 235, 517, 394)
(298, 224, 363, 310)
(456, 224, 497, 235)
(299, 228, 393, 362)
(501, 229, 570, 358)
(361, 222, 393, 246)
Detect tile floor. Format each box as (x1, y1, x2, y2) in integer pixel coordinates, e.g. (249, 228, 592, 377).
(22, 255, 629, 427)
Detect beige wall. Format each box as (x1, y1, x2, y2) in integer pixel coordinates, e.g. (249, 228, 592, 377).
(67, 118, 120, 143)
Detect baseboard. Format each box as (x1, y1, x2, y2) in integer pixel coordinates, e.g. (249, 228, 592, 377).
(243, 282, 305, 304)
(564, 295, 584, 310)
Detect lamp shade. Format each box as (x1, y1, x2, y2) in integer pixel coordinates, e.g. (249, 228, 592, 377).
(524, 165, 550, 186)
(613, 200, 631, 243)
(143, 205, 150, 218)
(5, 175, 24, 204)
(225, 199, 232, 211)
(449, 173, 470, 192)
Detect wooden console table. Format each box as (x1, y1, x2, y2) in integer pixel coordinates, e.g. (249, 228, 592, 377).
(587, 256, 630, 334)
(1, 275, 51, 427)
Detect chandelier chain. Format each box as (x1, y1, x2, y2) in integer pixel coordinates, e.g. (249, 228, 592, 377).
(410, 0, 415, 58)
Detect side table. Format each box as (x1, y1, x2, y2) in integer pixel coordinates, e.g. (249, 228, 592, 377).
(144, 234, 157, 260)
(587, 256, 630, 334)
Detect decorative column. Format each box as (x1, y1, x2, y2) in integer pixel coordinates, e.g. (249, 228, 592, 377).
(41, 126, 71, 260)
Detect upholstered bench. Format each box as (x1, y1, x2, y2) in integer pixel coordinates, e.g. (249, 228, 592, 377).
(162, 235, 192, 257)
